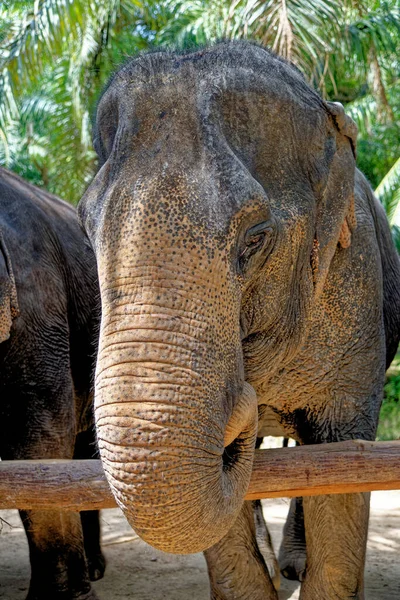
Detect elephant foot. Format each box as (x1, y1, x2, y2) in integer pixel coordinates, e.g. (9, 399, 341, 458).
(210, 589, 277, 600)
(26, 593, 100, 600)
(74, 591, 100, 600)
(279, 496, 306, 582)
(26, 586, 100, 600)
(73, 592, 100, 600)
(87, 551, 106, 581)
(279, 547, 306, 582)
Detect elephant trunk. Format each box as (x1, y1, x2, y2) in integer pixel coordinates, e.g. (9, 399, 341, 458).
(95, 282, 258, 554)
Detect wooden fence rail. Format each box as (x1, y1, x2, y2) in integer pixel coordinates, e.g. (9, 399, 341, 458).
(0, 440, 399, 511)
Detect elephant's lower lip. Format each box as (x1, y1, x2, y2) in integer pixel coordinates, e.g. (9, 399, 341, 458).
(223, 381, 258, 448)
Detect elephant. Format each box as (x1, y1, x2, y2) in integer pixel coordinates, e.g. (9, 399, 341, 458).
(0, 167, 104, 600)
(78, 41, 400, 599)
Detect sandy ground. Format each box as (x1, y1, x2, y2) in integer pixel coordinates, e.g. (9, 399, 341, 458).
(0, 491, 399, 599)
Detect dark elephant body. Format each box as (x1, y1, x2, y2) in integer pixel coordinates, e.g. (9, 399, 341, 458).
(79, 41, 400, 599)
(0, 167, 103, 600)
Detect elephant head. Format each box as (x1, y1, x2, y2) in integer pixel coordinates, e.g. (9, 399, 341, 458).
(79, 42, 357, 554)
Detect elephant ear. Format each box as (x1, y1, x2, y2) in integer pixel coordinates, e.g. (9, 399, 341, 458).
(0, 230, 19, 343)
(312, 101, 358, 298)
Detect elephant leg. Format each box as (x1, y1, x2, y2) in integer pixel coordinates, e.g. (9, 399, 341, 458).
(253, 500, 280, 590)
(204, 501, 278, 600)
(294, 415, 372, 600)
(74, 430, 106, 582)
(80, 511, 105, 582)
(300, 492, 369, 600)
(20, 509, 99, 600)
(252, 437, 280, 589)
(1, 372, 99, 600)
(279, 497, 306, 582)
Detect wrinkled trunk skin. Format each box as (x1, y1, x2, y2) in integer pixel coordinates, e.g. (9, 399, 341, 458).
(94, 202, 258, 554)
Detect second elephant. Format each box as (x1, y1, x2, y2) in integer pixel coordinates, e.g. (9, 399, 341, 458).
(0, 167, 103, 600)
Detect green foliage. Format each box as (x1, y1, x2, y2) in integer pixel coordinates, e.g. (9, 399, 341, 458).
(348, 90, 400, 241)
(377, 355, 400, 441)
(146, 0, 339, 78)
(377, 397, 400, 441)
(0, 0, 135, 202)
(0, 0, 399, 209)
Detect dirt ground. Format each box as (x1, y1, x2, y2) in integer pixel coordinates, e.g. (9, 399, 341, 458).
(0, 490, 399, 599)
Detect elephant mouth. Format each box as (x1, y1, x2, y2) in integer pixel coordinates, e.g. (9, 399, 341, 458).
(221, 382, 258, 480)
(222, 435, 248, 472)
(223, 381, 258, 449)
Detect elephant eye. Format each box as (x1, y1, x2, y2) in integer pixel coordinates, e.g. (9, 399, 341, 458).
(239, 220, 275, 272)
(242, 221, 274, 254)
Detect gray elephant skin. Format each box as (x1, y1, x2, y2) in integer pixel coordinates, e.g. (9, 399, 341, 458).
(79, 41, 400, 600)
(0, 167, 104, 600)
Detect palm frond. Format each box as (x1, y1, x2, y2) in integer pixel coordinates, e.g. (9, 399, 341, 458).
(375, 157, 400, 226)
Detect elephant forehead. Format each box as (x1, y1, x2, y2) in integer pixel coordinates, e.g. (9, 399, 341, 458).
(98, 47, 329, 184)
(92, 42, 328, 246)
(110, 41, 323, 106)
(102, 41, 327, 137)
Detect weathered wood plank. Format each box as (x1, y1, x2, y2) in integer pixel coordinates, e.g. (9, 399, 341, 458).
(0, 459, 116, 511)
(246, 439, 400, 500)
(0, 440, 399, 510)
